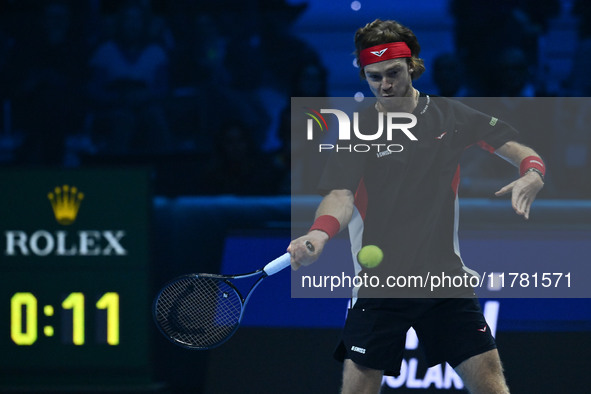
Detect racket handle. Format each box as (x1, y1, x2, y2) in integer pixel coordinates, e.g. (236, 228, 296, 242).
(263, 252, 291, 276)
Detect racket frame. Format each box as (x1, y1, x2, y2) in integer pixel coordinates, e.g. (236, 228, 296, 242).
(152, 252, 292, 350)
(152, 269, 268, 349)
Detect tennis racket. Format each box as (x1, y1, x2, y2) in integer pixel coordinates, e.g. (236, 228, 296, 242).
(153, 245, 310, 350)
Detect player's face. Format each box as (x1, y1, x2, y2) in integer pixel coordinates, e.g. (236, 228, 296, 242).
(364, 58, 414, 108)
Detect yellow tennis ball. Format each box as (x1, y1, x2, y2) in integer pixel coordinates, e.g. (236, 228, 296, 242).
(357, 245, 383, 268)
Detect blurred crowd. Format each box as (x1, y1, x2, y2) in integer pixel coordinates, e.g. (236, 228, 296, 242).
(0, 0, 323, 195)
(0, 0, 589, 198)
(440, 0, 591, 198)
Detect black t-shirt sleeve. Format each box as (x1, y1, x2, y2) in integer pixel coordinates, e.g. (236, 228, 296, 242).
(452, 100, 519, 151)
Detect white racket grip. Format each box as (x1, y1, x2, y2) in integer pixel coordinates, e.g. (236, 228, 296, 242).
(263, 252, 292, 276)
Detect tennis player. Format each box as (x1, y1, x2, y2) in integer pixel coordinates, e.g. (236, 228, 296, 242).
(288, 19, 545, 394)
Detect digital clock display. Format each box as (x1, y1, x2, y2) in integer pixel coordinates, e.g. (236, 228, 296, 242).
(10, 291, 120, 346)
(2, 269, 150, 371)
(0, 169, 152, 387)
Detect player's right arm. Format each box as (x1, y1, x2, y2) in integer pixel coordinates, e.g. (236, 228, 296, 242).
(288, 189, 354, 270)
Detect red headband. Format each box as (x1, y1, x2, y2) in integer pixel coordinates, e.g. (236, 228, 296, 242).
(359, 42, 412, 68)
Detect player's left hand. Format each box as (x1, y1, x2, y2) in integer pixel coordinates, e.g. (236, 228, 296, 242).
(494, 171, 544, 220)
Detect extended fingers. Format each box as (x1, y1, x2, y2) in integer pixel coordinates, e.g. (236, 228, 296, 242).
(513, 190, 528, 218)
(512, 183, 537, 219)
(495, 181, 516, 197)
(497, 175, 542, 220)
(524, 200, 531, 220)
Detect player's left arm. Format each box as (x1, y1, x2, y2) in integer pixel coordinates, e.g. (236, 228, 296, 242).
(493, 140, 545, 219)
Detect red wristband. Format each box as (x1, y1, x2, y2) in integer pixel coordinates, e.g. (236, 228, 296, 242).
(309, 215, 340, 239)
(519, 156, 546, 177)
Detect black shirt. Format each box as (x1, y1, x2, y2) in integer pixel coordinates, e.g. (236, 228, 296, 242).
(318, 94, 518, 295)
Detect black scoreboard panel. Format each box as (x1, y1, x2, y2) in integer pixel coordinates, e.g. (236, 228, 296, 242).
(0, 169, 154, 390)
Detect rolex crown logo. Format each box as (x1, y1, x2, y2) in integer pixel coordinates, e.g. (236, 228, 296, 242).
(47, 185, 84, 225)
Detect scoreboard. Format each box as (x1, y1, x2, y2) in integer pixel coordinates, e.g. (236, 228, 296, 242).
(0, 169, 154, 390)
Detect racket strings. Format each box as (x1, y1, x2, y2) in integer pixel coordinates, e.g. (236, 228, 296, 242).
(155, 276, 243, 348)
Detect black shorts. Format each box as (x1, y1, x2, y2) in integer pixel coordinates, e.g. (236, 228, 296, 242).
(333, 297, 496, 376)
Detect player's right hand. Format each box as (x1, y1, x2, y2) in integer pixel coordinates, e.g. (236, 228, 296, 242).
(287, 230, 329, 270)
